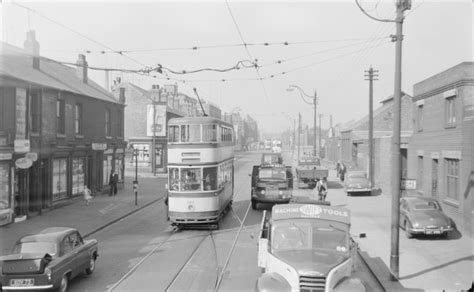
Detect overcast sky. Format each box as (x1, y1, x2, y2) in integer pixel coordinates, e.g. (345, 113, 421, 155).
(2, 0, 472, 134)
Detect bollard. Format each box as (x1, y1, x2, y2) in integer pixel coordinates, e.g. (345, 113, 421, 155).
(133, 180, 139, 206)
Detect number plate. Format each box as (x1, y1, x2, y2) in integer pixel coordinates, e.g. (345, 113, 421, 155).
(426, 230, 441, 235)
(10, 278, 34, 287)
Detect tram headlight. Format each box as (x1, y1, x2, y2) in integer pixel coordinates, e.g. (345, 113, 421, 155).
(187, 203, 195, 211)
(260, 190, 266, 195)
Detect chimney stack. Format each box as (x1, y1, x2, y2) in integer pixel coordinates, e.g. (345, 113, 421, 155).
(76, 54, 88, 84)
(119, 87, 126, 104)
(23, 30, 40, 70)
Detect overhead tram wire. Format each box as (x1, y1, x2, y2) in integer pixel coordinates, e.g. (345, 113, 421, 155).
(224, 0, 270, 101)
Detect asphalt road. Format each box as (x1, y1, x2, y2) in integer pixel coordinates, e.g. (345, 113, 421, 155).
(69, 150, 383, 291)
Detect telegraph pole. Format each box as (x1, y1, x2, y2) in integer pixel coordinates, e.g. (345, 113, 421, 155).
(298, 113, 301, 161)
(390, 0, 411, 280)
(365, 67, 379, 188)
(151, 90, 157, 176)
(313, 90, 317, 157)
(318, 113, 322, 157)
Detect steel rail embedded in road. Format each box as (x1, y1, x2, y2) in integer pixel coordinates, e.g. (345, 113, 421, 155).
(214, 201, 252, 291)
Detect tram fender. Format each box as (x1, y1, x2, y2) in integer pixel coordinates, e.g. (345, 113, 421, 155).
(255, 272, 291, 292)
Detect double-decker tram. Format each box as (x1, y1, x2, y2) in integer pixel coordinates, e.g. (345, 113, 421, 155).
(166, 116, 234, 229)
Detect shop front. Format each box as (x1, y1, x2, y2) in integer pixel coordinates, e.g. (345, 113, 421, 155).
(0, 153, 13, 226)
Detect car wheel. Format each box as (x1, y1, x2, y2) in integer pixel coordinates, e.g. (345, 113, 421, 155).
(59, 274, 69, 292)
(251, 200, 257, 210)
(404, 221, 413, 239)
(85, 254, 96, 275)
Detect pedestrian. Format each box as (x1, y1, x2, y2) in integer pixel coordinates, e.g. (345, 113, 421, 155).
(83, 185, 93, 205)
(340, 163, 346, 182)
(109, 170, 118, 196)
(315, 177, 328, 201)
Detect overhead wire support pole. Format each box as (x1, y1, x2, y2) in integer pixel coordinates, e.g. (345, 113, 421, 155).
(355, 0, 410, 281)
(364, 67, 379, 189)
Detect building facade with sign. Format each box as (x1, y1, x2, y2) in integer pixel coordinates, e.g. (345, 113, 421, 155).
(112, 81, 190, 174)
(0, 32, 126, 225)
(407, 62, 473, 234)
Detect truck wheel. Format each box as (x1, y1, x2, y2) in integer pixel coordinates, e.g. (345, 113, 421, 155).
(251, 200, 257, 210)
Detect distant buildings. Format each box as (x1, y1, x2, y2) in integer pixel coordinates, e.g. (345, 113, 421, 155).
(0, 31, 125, 225)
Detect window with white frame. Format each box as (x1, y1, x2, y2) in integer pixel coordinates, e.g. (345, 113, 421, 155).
(445, 158, 459, 201)
(445, 96, 456, 126)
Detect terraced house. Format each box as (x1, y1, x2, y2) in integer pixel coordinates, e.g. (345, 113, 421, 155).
(0, 31, 126, 225)
(408, 62, 473, 234)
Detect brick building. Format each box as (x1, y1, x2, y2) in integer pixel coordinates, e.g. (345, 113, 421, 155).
(338, 92, 414, 193)
(407, 62, 473, 234)
(0, 32, 125, 225)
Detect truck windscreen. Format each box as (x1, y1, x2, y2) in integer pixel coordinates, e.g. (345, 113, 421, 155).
(271, 219, 349, 253)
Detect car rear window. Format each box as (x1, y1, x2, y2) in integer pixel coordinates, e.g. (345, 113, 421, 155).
(413, 201, 440, 211)
(13, 242, 57, 256)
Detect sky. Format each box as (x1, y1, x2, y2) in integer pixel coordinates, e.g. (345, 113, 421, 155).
(1, 0, 472, 134)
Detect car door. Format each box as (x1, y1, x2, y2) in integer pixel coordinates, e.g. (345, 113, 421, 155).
(59, 235, 75, 277)
(70, 232, 88, 272)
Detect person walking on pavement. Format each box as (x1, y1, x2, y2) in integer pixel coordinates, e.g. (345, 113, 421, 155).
(83, 185, 93, 205)
(315, 177, 328, 201)
(109, 170, 118, 196)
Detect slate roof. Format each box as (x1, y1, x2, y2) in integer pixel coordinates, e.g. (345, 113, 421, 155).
(0, 42, 120, 104)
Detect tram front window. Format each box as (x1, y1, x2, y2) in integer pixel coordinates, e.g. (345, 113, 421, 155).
(169, 168, 180, 191)
(203, 124, 217, 142)
(168, 126, 179, 143)
(181, 168, 202, 191)
(203, 167, 218, 190)
(181, 124, 201, 142)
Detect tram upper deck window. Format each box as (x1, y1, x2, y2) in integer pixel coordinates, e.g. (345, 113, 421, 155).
(203, 124, 217, 142)
(168, 126, 179, 143)
(181, 124, 201, 142)
(180, 168, 202, 191)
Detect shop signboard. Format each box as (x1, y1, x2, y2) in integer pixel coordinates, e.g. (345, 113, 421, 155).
(15, 157, 33, 169)
(0, 153, 12, 160)
(92, 143, 107, 151)
(401, 178, 416, 190)
(14, 139, 30, 153)
(146, 104, 167, 137)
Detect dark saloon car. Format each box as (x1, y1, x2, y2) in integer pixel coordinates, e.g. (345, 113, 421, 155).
(399, 196, 454, 239)
(0, 227, 98, 292)
(344, 171, 372, 195)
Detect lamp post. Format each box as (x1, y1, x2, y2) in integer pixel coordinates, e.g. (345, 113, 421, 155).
(287, 85, 318, 157)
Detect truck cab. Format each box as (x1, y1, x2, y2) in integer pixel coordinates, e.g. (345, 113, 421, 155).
(256, 202, 365, 292)
(251, 154, 293, 210)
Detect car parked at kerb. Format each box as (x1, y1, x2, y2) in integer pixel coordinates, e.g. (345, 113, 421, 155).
(343, 171, 372, 196)
(0, 227, 98, 292)
(399, 196, 454, 239)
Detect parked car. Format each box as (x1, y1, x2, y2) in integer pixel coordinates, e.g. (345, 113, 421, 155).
(0, 227, 98, 292)
(399, 196, 454, 239)
(344, 171, 372, 195)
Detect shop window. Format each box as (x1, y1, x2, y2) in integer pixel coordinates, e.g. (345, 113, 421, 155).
(72, 158, 85, 195)
(445, 158, 459, 201)
(115, 155, 124, 181)
(103, 155, 112, 186)
(0, 162, 10, 210)
(52, 158, 68, 201)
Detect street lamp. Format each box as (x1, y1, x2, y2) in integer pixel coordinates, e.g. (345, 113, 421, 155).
(287, 85, 318, 157)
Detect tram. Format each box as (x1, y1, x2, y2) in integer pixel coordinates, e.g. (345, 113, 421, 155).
(166, 116, 234, 229)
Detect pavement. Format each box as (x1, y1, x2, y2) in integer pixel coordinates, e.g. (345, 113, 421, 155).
(0, 172, 168, 256)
